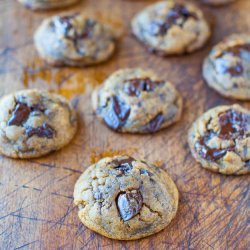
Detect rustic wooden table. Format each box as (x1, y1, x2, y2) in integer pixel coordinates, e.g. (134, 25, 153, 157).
(0, 0, 249, 249)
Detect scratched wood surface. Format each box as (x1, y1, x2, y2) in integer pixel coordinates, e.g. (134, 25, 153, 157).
(0, 0, 250, 249)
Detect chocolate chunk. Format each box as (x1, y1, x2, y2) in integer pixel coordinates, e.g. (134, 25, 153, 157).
(215, 59, 244, 77)
(124, 78, 164, 97)
(226, 63, 244, 77)
(245, 160, 250, 167)
(8, 103, 31, 126)
(116, 190, 143, 221)
(112, 156, 135, 176)
(140, 169, 153, 176)
(103, 96, 130, 130)
(53, 15, 96, 54)
(143, 113, 165, 133)
(218, 109, 248, 139)
(112, 157, 135, 166)
(151, 4, 198, 36)
(195, 109, 250, 161)
(215, 44, 250, 76)
(52, 14, 79, 37)
(26, 123, 55, 138)
(195, 137, 229, 161)
(8, 102, 47, 126)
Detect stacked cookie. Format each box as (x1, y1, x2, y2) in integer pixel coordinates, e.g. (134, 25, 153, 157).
(1, 0, 247, 242)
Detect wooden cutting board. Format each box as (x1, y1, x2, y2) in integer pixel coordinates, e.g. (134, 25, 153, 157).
(0, 0, 249, 249)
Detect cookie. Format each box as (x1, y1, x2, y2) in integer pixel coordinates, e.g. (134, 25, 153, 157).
(188, 105, 250, 175)
(18, 0, 80, 10)
(0, 89, 77, 159)
(34, 13, 116, 66)
(203, 34, 250, 100)
(131, 1, 210, 55)
(92, 68, 183, 133)
(201, 0, 236, 6)
(74, 155, 179, 240)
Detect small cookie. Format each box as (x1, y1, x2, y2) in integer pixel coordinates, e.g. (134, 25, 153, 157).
(92, 68, 183, 133)
(0, 89, 77, 158)
(18, 0, 80, 10)
(201, 0, 236, 6)
(34, 13, 116, 66)
(203, 34, 250, 100)
(132, 1, 210, 55)
(74, 155, 179, 240)
(188, 105, 250, 175)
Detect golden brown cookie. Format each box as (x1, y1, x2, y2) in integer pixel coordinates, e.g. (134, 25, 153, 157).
(92, 68, 182, 133)
(132, 1, 210, 55)
(0, 89, 77, 158)
(203, 34, 250, 100)
(34, 13, 116, 66)
(74, 155, 179, 240)
(188, 105, 250, 175)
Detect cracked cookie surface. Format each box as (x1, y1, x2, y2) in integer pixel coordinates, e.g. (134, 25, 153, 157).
(131, 1, 210, 55)
(18, 0, 80, 10)
(74, 155, 179, 240)
(201, 0, 236, 6)
(34, 13, 116, 66)
(188, 105, 250, 175)
(203, 34, 250, 100)
(0, 89, 77, 158)
(92, 68, 182, 133)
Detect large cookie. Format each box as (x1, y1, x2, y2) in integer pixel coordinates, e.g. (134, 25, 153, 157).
(74, 155, 179, 240)
(188, 105, 250, 175)
(0, 89, 77, 158)
(18, 0, 80, 10)
(92, 68, 182, 133)
(132, 1, 210, 55)
(34, 13, 116, 66)
(203, 34, 250, 100)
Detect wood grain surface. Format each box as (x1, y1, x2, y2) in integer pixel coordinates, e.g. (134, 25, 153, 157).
(0, 0, 249, 249)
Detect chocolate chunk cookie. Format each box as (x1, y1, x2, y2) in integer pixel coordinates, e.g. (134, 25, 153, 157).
(18, 0, 80, 10)
(34, 13, 116, 66)
(201, 0, 236, 6)
(188, 105, 250, 175)
(92, 68, 183, 133)
(74, 155, 179, 240)
(0, 89, 77, 158)
(203, 34, 250, 100)
(132, 1, 210, 55)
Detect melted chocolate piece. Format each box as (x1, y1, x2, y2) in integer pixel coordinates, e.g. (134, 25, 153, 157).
(8, 102, 46, 126)
(116, 190, 143, 221)
(225, 63, 244, 76)
(112, 156, 135, 176)
(8, 103, 31, 126)
(195, 136, 230, 161)
(195, 109, 250, 161)
(151, 4, 198, 36)
(218, 110, 247, 138)
(140, 169, 153, 176)
(215, 43, 250, 76)
(124, 78, 164, 97)
(53, 14, 96, 51)
(143, 113, 165, 133)
(103, 96, 130, 130)
(26, 123, 55, 138)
